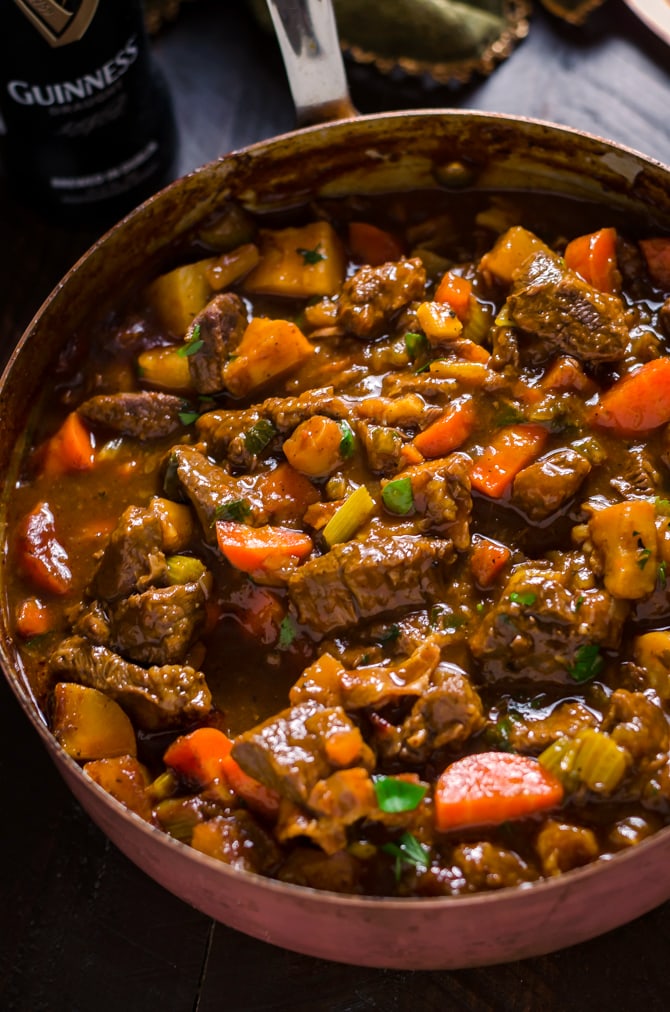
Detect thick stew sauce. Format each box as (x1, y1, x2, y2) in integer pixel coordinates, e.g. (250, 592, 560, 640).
(9, 186, 670, 897)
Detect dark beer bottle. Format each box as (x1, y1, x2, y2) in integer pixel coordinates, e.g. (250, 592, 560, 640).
(0, 0, 178, 222)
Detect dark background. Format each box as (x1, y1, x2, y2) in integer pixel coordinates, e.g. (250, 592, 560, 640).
(2, 1, 670, 1008)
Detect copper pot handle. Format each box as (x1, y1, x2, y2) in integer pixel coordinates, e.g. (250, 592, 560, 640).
(265, 0, 357, 126)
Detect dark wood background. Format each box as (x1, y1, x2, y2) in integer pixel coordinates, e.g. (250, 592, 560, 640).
(2, 2, 670, 1008)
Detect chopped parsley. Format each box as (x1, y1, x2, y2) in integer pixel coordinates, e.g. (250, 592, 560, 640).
(567, 643, 604, 684)
(382, 832, 430, 880)
(277, 615, 297, 650)
(178, 409, 199, 426)
(244, 418, 276, 456)
(297, 244, 325, 264)
(339, 420, 355, 458)
(404, 331, 428, 360)
(178, 322, 203, 357)
(373, 776, 427, 813)
(659, 560, 668, 589)
(215, 498, 251, 523)
(509, 591, 537, 607)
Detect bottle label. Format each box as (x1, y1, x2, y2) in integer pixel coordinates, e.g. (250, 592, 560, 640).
(13, 0, 100, 48)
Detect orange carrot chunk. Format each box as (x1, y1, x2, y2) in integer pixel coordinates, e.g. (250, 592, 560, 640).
(470, 424, 548, 498)
(564, 227, 620, 294)
(15, 597, 56, 638)
(347, 221, 404, 266)
(590, 357, 670, 433)
(413, 396, 476, 458)
(434, 271, 473, 321)
(40, 411, 96, 477)
(434, 752, 564, 832)
(15, 501, 72, 595)
(469, 537, 512, 589)
(216, 520, 313, 575)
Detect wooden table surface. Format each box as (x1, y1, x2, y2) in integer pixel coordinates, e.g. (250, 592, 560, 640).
(2, 2, 670, 1008)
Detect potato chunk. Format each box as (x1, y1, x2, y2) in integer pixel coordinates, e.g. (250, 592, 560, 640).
(224, 317, 314, 398)
(52, 682, 137, 760)
(147, 258, 216, 336)
(243, 221, 345, 298)
(588, 500, 657, 599)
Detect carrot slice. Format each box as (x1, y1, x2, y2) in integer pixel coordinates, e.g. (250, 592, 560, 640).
(434, 752, 564, 832)
(469, 537, 511, 589)
(15, 597, 56, 638)
(15, 501, 72, 595)
(216, 520, 313, 574)
(470, 424, 548, 498)
(412, 396, 476, 458)
(590, 357, 670, 433)
(434, 271, 473, 321)
(40, 411, 96, 477)
(164, 727, 279, 818)
(564, 227, 620, 294)
(347, 221, 404, 266)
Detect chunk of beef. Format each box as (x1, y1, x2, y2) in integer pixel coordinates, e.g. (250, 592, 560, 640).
(507, 252, 629, 363)
(609, 444, 661, 498)
(78, 391, 188, 439)
(231, 701, 375, 805)
(107, 581, 207, 666)
(452, 842, 537, 890)
(374, 662, 486, 766)
(277, 847, 363, 893)
(288, 533, 455, 636)
(337, 258, 426, 340)
(276, 767, 378, 854)
(512, 447, 592, 521)
(355, 422, 404, 475)
(186, 292, 248, 394)
(91, 506, 168, 602)
(469, 564, 627, 684)
(535, 820, 599, 876)
(398, 452, 472, 549)
(506, 700, 598, 754)
(602, 688, 670, 760)
(357, 393, 439, 429)
(49, 635, 211, 729)
(381, 371, 458, 404)
(167, 444, 251, 540)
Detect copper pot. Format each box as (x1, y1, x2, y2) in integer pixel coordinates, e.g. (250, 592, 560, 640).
(3, 107, 670, 969)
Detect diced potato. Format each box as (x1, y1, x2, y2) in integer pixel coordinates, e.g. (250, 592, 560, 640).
(146, 258, 216, 335)
(243, 221, 346, 298)
(283, 416, 344, 478)
(416, 301, 463, 344)
(479, 226, 555, 286)
(633, 631, 670, 701)
(588, 500, 657, 599)
(137, 345, 193, 391)
(149, 497, 195, 552)
(52, 682, 137, 761)
(205, 243, 260, 291)
(224, 317, 314, 398)
(83, 755, 153, 820)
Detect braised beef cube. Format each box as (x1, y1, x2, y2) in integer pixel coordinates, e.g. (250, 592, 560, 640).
(512, 447, 592, 521)
(337, 258, 426, 340)
(186, 292, 248, 394)
(277, 767, 378, 854)
(91, 505, 168, 602)
(609, 444, 661, 498)
(71, 600, 112, 645)
(535, 820, 599, 876)
(376, 662, 486, 765)
(469, 564, 628, 684)
(400, 453, 472, 548)
(452, 842, 537, 890)
(78, 390, 188, 439)
(507, 253, 629, 363)
(506, 700, 598, 754)
(49, 635, 212, 730)
(659, 297, 670, 340)
(108, 581, 207, 666)
(288, 533, 455, 636)
(231, 702, 374, 805)
(191, 811, 280, 874)
(277, 847, 363, 893)
(602, 689, 670, 760)
(168, 444, 250, 540)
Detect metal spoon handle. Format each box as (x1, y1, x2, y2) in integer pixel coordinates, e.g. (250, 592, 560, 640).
(265, 0, 357, 126)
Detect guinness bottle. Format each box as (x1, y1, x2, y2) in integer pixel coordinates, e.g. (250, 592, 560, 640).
(0, 0, 178, 221)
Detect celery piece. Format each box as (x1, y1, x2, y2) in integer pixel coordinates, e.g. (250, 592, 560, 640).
(166, 555, 207, 585)
(323, 484, 375, 547)
(382, 476, 414, 515)
(539, 729, 628, 795)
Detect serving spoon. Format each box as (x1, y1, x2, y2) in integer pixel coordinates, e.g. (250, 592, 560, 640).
(265, 0, 357, 125)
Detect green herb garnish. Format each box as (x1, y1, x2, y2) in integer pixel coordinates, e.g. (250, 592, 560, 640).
(277, 615, 297, 650)
(339, 420, 355, 458)
(382, 476, 414, 515)
(382, 832, 430, 880)
(509, 591, 537, 607)
(378, 623, 400, 644)
(297, 245, 325, 264)
(215, 498, 251, 523)
(178, 410, 199, 426)
(244, 418, 276, 456)
(430, 604, 466, 630)
(373, 776, 427, 813)
(659, 560, 667, 588)
(404, 331, 428, 360)
(567, 643, 604, 684)
(178, 322, 203, 357)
